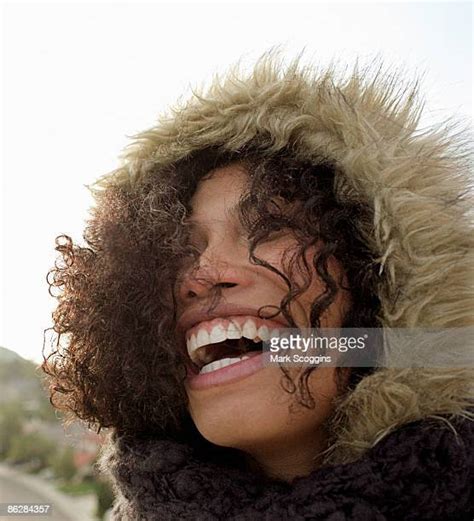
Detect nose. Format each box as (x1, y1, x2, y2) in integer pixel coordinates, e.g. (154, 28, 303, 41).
(176, 251, 251, 303)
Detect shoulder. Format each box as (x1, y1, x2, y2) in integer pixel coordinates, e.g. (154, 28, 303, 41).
(366, 414, 474, 519)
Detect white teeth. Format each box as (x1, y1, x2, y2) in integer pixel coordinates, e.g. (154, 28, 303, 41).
(185, 317, 280, 364)
(209, 324, 227, 344)
(199, 355, 250, 374)
(200, 358, 224, 374)
(257, 326, 270, 342)
(226, 322, 242, 339)
(242, 320, 257, 340)
(196, 329, 210, 350)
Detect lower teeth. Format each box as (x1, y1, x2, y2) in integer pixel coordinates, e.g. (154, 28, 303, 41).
(199, 355, 250, 374)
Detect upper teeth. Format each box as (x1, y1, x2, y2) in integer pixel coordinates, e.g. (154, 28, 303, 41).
(186, 317, 278, 365)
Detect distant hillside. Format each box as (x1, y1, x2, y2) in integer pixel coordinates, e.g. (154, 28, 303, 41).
(0, 346, 40, 383)
(0, 346, 24, 363)
(0, 346, 55, 421)
(0, 346, 99, 455)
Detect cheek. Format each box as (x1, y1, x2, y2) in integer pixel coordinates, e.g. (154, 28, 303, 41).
(257, 242, 351, 327)
(300, 254, 351, 325)
(255, 240, 332, 290)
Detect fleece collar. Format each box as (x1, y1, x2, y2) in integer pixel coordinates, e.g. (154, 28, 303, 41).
(98, 414, 473, 520)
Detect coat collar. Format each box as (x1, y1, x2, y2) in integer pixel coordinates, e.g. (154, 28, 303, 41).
(97, 414, 473, 520)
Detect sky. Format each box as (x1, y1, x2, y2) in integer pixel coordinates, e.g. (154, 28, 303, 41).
(1, 1, 472, 364)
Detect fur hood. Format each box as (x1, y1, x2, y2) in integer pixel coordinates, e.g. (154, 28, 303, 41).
(93, 53, 474, 518)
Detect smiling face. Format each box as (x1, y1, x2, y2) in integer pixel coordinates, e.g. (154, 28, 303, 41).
(175, 163, 351, 479)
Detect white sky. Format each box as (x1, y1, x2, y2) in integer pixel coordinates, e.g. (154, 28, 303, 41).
(1, 1, 472, 364)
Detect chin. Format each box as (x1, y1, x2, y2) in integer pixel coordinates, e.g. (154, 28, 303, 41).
(186, 363, 339, 453)
(187, 393, 275, 448)
(187, 392, 322, 452)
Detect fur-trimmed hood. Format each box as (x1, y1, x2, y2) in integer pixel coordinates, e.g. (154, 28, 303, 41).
(93, 53, 474, 517)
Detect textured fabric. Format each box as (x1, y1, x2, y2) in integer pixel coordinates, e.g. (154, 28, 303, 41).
(97, 415, 474, 520)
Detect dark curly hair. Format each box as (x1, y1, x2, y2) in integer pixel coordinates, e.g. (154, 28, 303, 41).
(41, 145, 382, 448)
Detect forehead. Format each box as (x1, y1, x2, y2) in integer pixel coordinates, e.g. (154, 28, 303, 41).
(188, 164, 249, 221)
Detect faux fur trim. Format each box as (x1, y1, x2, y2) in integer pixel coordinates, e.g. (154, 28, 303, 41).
(89, 51, 474, 464)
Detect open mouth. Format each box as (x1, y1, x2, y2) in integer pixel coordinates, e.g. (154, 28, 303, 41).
(184, 316, 280, 375)
(190, 337, 264, 374)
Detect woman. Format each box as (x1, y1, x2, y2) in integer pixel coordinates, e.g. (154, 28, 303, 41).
(42, 54, 474, 520)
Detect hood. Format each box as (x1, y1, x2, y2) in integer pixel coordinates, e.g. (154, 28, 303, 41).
(91, 53, 474, 466)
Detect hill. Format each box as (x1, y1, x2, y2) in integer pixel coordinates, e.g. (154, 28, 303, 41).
(0, 346, 55, 421)
(0, 346, 24, 363)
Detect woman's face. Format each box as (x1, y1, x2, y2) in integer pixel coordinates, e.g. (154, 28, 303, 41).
(175, 163, 351, 473)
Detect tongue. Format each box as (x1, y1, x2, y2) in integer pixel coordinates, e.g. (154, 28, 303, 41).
(241, 350, 262, 359)
(209, 340, 245, 360)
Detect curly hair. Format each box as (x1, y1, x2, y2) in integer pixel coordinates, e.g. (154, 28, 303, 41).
(41, 145, 383, 446)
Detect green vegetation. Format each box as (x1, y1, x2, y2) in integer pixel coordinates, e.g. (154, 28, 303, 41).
(0, 401, 25, 458)
(58, 480, 98, 495)
(48, 446, 77, 481)
(94, 478, 116, 519)
(0, 347, 115, 519)
(7, 431, 56, 472)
